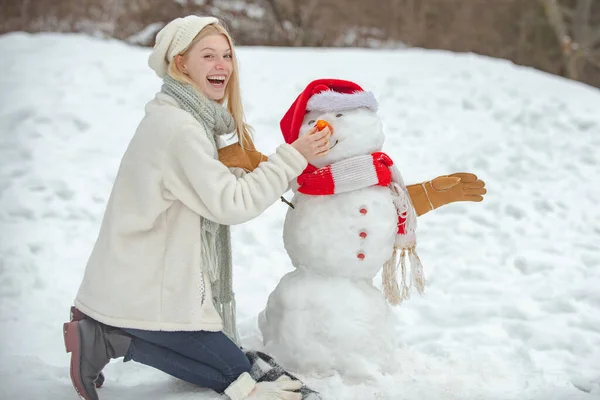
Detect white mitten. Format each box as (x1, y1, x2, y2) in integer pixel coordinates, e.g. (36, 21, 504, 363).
(225, 373, 302, 400)
(248, 376, 302, 400)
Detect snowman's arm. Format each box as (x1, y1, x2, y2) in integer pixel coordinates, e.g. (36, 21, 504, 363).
(407, 184, 435, 216)
(407, 173, 487, 216)
(218, 141, 268, 172)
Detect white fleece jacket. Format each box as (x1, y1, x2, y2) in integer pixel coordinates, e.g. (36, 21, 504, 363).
(74, 92, 307, 331)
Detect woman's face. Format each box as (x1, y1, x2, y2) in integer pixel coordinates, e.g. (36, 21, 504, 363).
(180, 34, 233, 101)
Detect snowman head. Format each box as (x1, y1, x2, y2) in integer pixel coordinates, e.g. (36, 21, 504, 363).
(281, 79, 385, 167)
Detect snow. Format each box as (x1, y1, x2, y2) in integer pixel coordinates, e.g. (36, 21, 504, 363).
(1, 31, 599, 399)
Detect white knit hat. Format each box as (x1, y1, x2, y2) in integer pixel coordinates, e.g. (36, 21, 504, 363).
(148, 15, 219, 78)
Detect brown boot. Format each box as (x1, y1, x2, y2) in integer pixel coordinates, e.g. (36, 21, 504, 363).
(69, 307, 105, 389)
(63, 318, 131, 400)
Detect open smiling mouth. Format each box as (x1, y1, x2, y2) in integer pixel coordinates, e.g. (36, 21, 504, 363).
(207, 76, 226, 88)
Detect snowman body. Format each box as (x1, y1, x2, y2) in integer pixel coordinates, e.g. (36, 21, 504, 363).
(259, 105, 402, 378)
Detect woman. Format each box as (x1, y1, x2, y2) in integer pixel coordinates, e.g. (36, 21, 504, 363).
(63, 15, 331, 400)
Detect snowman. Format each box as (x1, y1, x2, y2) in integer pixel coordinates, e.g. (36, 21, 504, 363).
(254, 79, 418, 379)
(252, 79, 486, 379)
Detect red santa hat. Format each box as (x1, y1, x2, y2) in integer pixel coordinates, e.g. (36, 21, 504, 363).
(280, 79, 378, 144)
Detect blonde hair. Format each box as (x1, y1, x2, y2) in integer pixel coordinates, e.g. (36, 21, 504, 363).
(168, 22, 253, 150)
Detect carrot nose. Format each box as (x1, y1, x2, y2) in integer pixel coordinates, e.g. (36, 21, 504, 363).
(315, 120, 333, 134)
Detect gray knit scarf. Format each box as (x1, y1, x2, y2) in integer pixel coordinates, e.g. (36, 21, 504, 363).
(162, 75, 240, 344)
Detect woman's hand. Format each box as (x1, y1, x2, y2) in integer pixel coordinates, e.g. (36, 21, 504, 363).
(291, 126, 331, 159)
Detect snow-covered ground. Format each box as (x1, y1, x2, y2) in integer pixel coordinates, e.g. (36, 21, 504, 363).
(1, 32, 599, 400)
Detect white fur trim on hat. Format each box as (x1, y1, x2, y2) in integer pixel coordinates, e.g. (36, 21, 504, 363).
(148, 15, 219, 78)
(306, 90, 378, 113)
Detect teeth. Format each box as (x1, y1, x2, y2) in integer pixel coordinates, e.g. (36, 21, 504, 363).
(208, 75, 226, 82)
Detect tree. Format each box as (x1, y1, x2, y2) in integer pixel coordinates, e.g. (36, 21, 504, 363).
(540, 0, 600, 80)
(263, 0, 321, 46)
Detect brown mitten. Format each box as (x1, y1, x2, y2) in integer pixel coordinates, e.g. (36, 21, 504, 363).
(218, 141, 268, 172)
(407, 172, 486, 216)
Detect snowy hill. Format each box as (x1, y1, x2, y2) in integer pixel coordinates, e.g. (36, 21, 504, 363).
(0, 32, 599, 400)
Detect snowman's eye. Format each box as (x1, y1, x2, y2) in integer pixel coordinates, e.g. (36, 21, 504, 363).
(336, 113, 343, 118)
(307, 120, 315, 125)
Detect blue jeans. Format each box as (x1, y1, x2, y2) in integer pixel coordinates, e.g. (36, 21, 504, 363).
(122, 328, 251, 393)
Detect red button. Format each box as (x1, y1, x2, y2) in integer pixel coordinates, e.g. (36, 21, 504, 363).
(359, 208, 367, 215)
(357, 253, 365, 260)
(359, 232, 367, 238)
